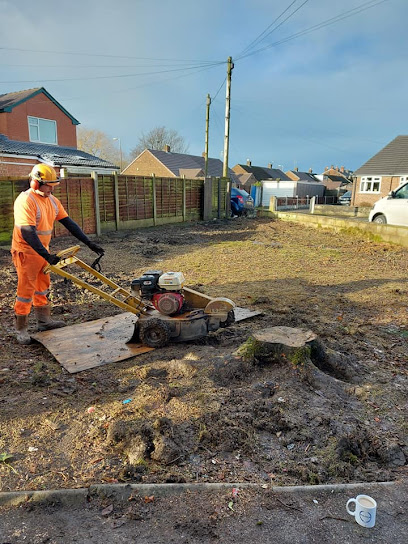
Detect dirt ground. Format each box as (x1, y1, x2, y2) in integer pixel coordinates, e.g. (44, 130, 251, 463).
(0, 216, 407, 497)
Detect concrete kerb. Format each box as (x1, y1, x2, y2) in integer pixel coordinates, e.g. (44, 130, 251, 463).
(0, 481, 397, 508)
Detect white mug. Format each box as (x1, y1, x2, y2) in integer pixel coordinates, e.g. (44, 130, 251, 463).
(346, 494, 377, 528)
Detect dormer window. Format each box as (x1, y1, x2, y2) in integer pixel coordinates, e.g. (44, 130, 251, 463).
(28, 116, 57, 144)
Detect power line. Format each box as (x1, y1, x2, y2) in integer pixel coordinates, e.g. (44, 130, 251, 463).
(237, 0, 390, 61)
(0, 45, 220, 64)
(237, 0, 309, 59)
(0, 61, 225, 85)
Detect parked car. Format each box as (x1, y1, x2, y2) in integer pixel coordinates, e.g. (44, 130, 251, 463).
(338, 190, 352, 205)
(368, 182, 408, 226)
(231, 187, 254, 216)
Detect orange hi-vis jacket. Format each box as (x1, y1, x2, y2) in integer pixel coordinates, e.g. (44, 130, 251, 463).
(12, 188, 68, 253)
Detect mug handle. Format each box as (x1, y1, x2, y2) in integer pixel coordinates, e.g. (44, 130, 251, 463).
(346, 498, 356, 516)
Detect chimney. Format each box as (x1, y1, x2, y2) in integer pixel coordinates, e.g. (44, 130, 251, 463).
(330, 165, 334, 170)
(295, 167, 299, 172)
(340, 166, 345, 173)
(267, 162, 273, 169)
(246, 159, 251, 166)
(163, 145, 170, 153)
(308, 168, 313, 173)
(202, 151, 206, 158)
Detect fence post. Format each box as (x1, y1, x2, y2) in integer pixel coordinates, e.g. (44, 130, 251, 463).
(113, 171, 120, 231)
(182, 176, 186, 221)
(152, 174, 157, 226)
(203, 177, 213, 220)
(91, 171, 101, 236)
(310, 196, 316, 214)
(269, 196, 277, 211)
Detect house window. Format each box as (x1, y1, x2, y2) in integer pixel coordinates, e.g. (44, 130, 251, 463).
(28, 116, 57, 144)
(399, 176, 408, 185)
(359, 176, 381, 193)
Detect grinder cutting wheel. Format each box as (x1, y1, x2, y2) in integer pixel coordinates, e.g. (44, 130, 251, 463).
(43, 246, 235, 348)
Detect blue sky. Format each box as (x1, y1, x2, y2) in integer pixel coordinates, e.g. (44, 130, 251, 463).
(1, 0, 407, 173)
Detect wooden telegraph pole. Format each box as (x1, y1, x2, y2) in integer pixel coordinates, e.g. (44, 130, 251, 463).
(222, 56, 234, 178)
(204, 93, 211, 179)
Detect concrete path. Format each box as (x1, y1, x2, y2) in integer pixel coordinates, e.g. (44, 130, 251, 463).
(0, 480, 406, 543)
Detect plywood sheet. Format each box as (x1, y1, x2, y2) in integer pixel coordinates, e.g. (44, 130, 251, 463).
(32, 313, 153, 374)
(234, 307, 262, 321)
(32, 307, 261, 374)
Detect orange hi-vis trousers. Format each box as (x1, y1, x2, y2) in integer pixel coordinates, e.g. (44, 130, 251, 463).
(12, 251, 50, 315)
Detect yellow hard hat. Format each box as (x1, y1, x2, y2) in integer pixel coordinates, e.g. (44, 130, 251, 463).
(30, 164, 60, 186)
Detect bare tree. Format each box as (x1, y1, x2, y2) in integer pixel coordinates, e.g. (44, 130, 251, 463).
(130, 126, 189, 158)
(77, 127, 127, 168)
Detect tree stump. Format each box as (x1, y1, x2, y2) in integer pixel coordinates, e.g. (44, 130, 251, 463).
(241, 326, 319, 366)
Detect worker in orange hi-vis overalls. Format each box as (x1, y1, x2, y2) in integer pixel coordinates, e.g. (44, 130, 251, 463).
(12, 164, 105, 345)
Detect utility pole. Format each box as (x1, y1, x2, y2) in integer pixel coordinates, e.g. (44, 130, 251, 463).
(204, 93, 211, 179)
(222, 56, 234, 178)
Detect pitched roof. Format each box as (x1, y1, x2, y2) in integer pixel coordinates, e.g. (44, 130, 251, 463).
(0, 87, 79, 125)
(0, 134, 116, 169)
(287, 170, 320, 182)
(235, 164, 291, 181)
(354, 136, 408, 176)
(148, 149, 238, 181)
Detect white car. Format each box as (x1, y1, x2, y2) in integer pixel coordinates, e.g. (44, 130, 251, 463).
(368, 182, 408, 226)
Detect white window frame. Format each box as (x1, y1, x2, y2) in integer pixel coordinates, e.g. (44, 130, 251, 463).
(28, 116, 57, 145)
(359, 176, 382, 193)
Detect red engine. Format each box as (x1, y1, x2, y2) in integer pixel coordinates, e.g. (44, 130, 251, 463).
(152, 292, 184, 316)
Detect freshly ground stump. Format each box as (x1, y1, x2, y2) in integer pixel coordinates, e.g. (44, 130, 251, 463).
(243, 326, 319, 365)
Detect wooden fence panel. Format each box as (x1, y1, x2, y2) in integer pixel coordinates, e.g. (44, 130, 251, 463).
(185, 179, 203, 216)
(98, 175, 115, 223)
(156, 177, 183, 217)
(118, 175, 153, 221)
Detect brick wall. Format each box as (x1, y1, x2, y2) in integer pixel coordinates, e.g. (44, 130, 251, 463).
(0, 92, 77, 147)
(123, 150, 176, 177)
(353, 176, 401, 206)
(0, 156, 61, 178)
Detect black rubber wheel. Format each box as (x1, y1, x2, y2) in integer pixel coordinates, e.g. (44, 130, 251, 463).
(139, 318, 171, 348)
(373, 214, 387, 224)
(220, 310, 235, 328)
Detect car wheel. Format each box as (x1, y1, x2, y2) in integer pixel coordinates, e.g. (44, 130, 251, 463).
(373, 214, 387, 224)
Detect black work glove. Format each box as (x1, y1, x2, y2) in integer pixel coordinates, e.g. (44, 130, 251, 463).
(87, 241, 105, 256)
(46, 254, 60, 265)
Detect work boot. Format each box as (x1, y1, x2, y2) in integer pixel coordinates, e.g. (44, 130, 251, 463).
(34, 305, 66, 331)
(15, 314, 31, 345)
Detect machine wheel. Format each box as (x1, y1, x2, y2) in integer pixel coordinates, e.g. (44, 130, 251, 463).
(373, 214, 387, 224)
(220, 310, 235, 328)
(139, 318, 171, 348)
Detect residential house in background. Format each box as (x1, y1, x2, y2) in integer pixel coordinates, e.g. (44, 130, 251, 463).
(122, 147, 239, 181)
(0, 87, 117, 176)
(352, 135, 408, 207)
(232, 160, 291, 183)
(286, 167, 320, 183)
(232, 160, 323, 206)
(314, 164, 353, 195)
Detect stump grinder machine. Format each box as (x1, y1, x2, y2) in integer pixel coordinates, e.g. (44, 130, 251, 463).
(43, 246, 236, 348)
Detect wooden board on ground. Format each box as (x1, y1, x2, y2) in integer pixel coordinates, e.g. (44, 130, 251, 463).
(32, 307, 261, 374)
(31, 313, 153, 374)
(234, 307, 262, 322)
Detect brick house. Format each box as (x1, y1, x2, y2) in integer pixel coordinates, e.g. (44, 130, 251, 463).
(0, 87, 117, 176)
(122, 146, 238, 181)
(232, 160, 291, 182)
(352, 136, 408, 207)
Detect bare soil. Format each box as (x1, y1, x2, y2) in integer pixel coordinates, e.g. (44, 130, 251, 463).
(0, 217, 407, 494)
